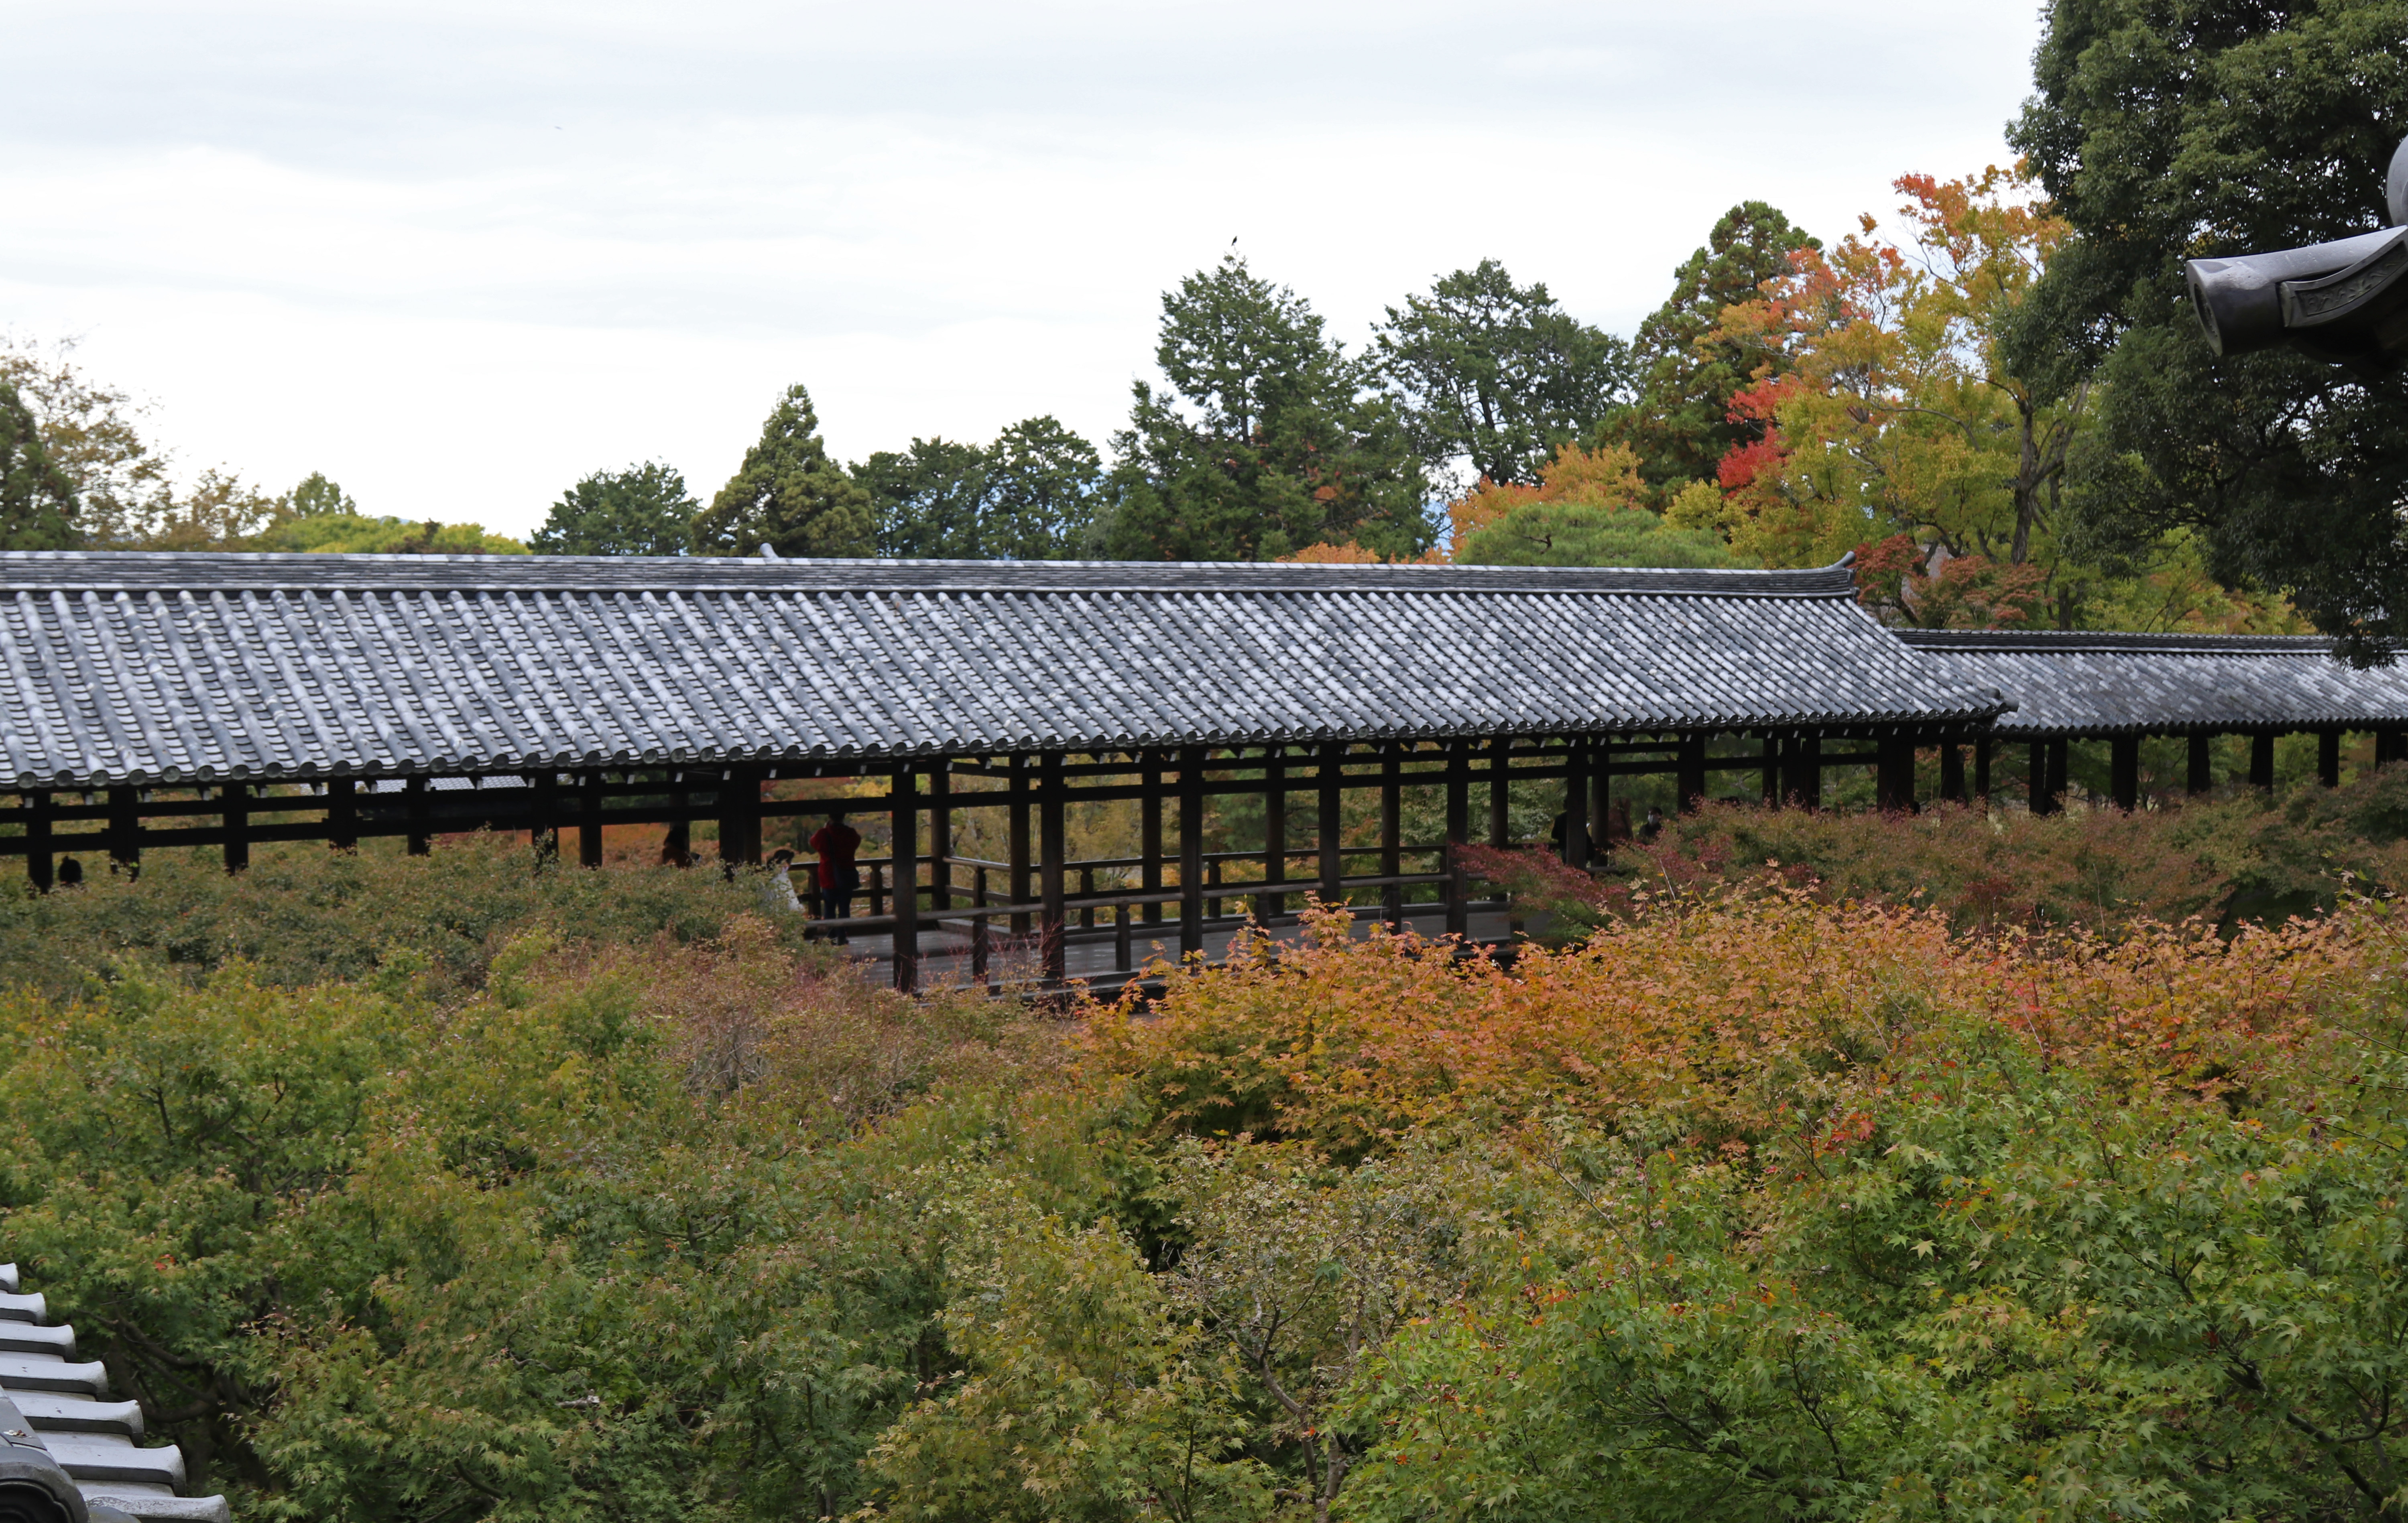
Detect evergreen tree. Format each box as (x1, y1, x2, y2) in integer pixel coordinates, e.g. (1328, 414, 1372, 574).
(694, 385, 875, 558)
(533, 462, 698, 556)
(985, 415, 1101, 559)
(2007, 0, 2408, 662)
(1616, 202, 1820, 498)
(855, 437, 992, 558)
(0, 376, 79, 550)
(1375, 258, 1634, 490)
(1101, 256, 1430, 562)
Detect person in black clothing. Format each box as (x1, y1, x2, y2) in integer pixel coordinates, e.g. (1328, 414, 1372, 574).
(55, 857, 81, 887)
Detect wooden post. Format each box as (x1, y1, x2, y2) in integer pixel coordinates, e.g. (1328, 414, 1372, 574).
(580, 770, 604, 867)
(1010, 754, 1033, 939)
(2110, 736, 2140, 810)
(2029, 741, 2055, 815)
(1139, 752, 1162, 927)
(1318, 741, 1345, 908)
(532, 771, 560, 864)
(1039, 752, 1066, 981)
(1974, 736, 1992, 801)
(407, 775, 432, 856)
(222, 782, 250, 873)
(891, 765, 919, 991)
(1261, 749, 1286, 923)
(1179, 747, 1205, 959)
(1591, 739, 1611, 848)
(2049, 739, 2070, 809)
(1940, 742, 1966, 803)
(1875, 735, 1916, 813)
(1561, 736, 1590, 869)
(25, 791, 51, 893)
(1381, 744, 1403, 928)
(1487, 735, 1509, 848)
(106, 787, 140, 877)
(717, 766, 761, 868)
(972, 866, 991, 982)
(2187, 734, 2214, 794)
(1676, 734, 1708, 813)
(1444, 739, 1469, 938)
(2319, 729, 2342, 788)
(1781, 734, 1816, 809)
(928, 760, 952, 914)
(1760, 736, 1780, 804)
(327, 777, 358, 850)
(2250, 733, 2276, 792)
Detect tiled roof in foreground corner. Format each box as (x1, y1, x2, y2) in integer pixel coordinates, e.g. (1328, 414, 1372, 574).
(0, 552, 2006, 790)
(1897, 628, 2408, 738)
(0, 1261, 230, 1522)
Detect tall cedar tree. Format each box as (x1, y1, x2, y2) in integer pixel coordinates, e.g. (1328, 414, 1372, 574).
(535, 462, 700, 556)
(857, 417, 1100, 559)
(1374, 258, 1635, 490)
(1615, 202, 1819, 499)
(2009, 0, 2408, 663)
(1102, 256, 1430, 562)
(0, 377, 79, 549)
(694, 385, 875, 558)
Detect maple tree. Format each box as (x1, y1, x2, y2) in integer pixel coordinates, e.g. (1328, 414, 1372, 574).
(1447, 442, 1737, 569)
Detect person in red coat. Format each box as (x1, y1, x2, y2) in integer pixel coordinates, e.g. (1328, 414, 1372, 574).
(807, 811, 864, 938)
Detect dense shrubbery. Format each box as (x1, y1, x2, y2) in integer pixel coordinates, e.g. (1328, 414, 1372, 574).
(2, 817, 2406, 1519)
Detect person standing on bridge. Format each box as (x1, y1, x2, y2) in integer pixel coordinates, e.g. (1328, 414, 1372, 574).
(808, 811, 864, 941)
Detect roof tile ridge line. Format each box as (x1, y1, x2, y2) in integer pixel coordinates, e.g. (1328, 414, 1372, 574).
(127, 589, 219, 783)
(45, 590, 146, 786)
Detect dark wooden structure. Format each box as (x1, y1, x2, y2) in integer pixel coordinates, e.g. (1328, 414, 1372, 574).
(0, 551, 2005, 988)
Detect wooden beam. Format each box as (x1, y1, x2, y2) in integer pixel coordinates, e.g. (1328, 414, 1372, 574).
(1039, 752, 1066, 981)
(1178, 748, 1205, 958)
(891, 765, 919, 991)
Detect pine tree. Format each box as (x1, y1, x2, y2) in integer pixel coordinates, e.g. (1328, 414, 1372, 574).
(0, 377, 79, 550)
(694, 385, 875, 558)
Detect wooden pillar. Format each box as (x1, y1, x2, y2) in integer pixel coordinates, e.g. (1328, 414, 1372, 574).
(1318, 741, 1345, 907)
(927, 760, 952, 914)
(716, 766, 760, 868)
(1940, 742, 1965, 803)
(2250, 733, 2276, 792)
(1974, 736, 1991, 801)
(891, 765, 919, 991)
(579, 771, 604, 867)
(24, 791, 51, 894)
(1138, 752, 1161, 927)
(1444, 738, 1470, 938)
(2187, 734, 2213, 795)
(2029, 741, 2056, 815)
(1178, 748, 1205, 958)
(1381, 744, 1403, 928)
(1038, 752, 1066, 980)
(1487, 735, 1509, 848)
(106, 787, 140, 876)
(2110, 736, 2140, 811)
(1782, 734, 1821, 809)
(1876, 735, 1916, 813)
(2319, 729, 2342, 788)
(1261, 750, 1286, 924)
(1010, 754, 1033, 938)
(222, 782, 250, 873)
(1760, 736, 1780, 804)
(327, 777, 358, 850)
(1676, 734, 1708, 813)
(532, 771, 560, 863)
(2380, 731, 2407, 768)
(406, 775, 432, 856)
(1561, 737, 1590, 869)
(2049, 739, 2070, 809)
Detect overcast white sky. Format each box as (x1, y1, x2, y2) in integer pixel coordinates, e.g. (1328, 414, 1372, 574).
(0, 1, 2046, 539)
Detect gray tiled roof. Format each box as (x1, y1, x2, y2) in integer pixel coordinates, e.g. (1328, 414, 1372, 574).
(0, 1262, 231, 1522)
(1897, 629, 2408, 737)
(0, 552, 2005, 789)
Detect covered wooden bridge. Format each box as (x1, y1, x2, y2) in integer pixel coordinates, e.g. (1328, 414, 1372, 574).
(1, 551, 2006, 988)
